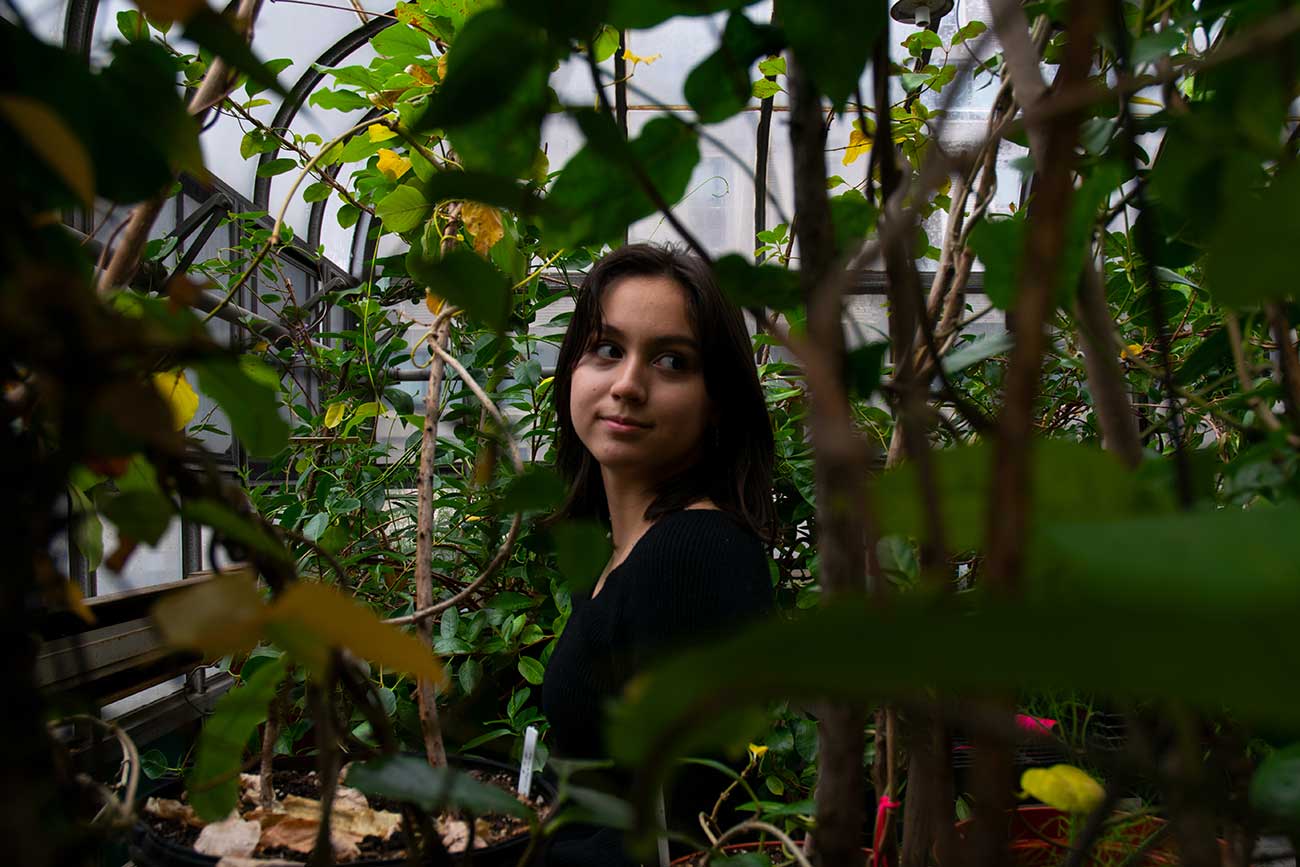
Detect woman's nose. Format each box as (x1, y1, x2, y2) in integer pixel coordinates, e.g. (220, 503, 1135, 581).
(609, 359, 647, 403)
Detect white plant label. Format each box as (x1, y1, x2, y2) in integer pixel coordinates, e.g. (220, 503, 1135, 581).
(517, 725, 538, 797)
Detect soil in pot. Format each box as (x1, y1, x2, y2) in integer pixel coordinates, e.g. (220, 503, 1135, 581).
(670, 840, 872, 866)
(132, 754, 553, 867)
(953, 806, 1180, 867)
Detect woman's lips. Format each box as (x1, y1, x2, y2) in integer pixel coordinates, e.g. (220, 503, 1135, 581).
(601, 417, 649, 433)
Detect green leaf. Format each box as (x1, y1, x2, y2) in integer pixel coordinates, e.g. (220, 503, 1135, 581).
(783, 1, 885, 110)
(757, 56, 785, 77)
(302, 512, 329, 541)
(592, 24, 620, 62)
(347, 755, 532, 818)
(1250, 744, 1300, 830)
(1131, 27, 1184, 66)
(188, 656, 286, 821)
(256, 157, 297, 177)
(117, 10, 149, 41)
(459, 657, 483, 694)
(1206, 163, 1300, 308)
(375, 184, 431, 234)
(752, 79, 781, 99)
(183, 7, 288, 99)
(967, 214, 1024, 310)
(370, 21, 431, 59)
(406, 247, 511, 331)
(941, 332, 1014, 375)
(829, 188, 877, 256)
(421, 171, 549, 216)
(683, 11, 783, 124)
(518, 656, 545, 685)
(713, 254, 801, 310)
(551, 519, 612, 595)
(544, 113, 700, 249)
(69, 485, 104, 572)
(181, 499, 291, 566)
(302, 181, 332, 203)
(309, 88, 371, 112)
(844, 342, 887, 401)
(245, 57, 292, 97)
(498, 465, 566, 514)
(101, 491, 174, 546)
(194, 358, 290, 457)
(950, 20, 987, 46)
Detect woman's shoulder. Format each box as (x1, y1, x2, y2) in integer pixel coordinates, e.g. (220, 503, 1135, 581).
(630, 505, 767, 583)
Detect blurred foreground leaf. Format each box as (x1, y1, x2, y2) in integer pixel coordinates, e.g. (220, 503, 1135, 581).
(347, 755, 531, 818)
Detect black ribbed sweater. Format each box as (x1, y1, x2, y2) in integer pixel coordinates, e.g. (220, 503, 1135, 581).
(541, 508, 772, 866)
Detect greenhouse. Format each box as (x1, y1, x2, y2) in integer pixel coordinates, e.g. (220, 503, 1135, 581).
(5, 0, 1300, 864)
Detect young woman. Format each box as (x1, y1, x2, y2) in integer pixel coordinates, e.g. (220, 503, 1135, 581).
(540, 243, 777, 866)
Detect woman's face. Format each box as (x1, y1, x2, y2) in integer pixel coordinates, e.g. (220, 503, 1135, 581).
(568, 274, 712, 484)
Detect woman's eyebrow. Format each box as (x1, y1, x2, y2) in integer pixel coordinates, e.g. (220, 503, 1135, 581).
(600, 323, 699, 351)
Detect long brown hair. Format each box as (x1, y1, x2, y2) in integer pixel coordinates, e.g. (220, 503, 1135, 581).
(546, 243, 775, 541)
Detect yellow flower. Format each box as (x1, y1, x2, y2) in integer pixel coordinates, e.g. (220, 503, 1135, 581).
(1019, 765, 1105, 814)
(748, 743, 769, 760)
(153, 370, 198, 430)
(376, 148, 411, 181)
(621, 49, 662, 72)
(1120, 342, 1143, 359)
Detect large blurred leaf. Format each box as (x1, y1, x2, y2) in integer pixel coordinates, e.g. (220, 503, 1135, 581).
(1029, 504, 1300, 612)
(544, 113, 700, 249)
(829, 188, 877, 257)
(406, 246, 511, 331)
(0, 94, 95, 207)
(154, 568, 268, 657)
(782, 1, 884, 110)
(498, 465, 566, 514)
(193, 357, 289, 457)
(1251, 743, 1300, 831)
(713, 254, 800, 310)
(606, 0, 740, 30)
(180, 499, 291, 565)
(1206, 162, 1300, 308)
(187, 656, 287, 820)
(551, 519, 612, 595)
(872, 440, 1154, 553)
(421, 171, 549, 215)
(101, 490, 174, 546)
(683, 11, 783, 124)
(607, 589, 1300, 771)
(347, 755, 531, 818)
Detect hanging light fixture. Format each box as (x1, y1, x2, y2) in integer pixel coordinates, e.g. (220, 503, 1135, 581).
(889, 0, 955, 29)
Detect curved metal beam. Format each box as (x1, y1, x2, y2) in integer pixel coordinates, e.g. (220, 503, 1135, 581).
(253, 14, 392, 207)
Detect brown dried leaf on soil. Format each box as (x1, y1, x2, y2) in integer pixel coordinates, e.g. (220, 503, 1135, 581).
(278, 792, 402, 840)
(437, 816, 491, 852)
(215, 859, 302, 867)
(257, 816, 361, 861)
(194, 813, 261, 857)
(144, 797, 203, 828)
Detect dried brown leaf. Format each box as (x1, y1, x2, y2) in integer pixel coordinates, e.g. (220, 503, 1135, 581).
(194, 814, 261, 857)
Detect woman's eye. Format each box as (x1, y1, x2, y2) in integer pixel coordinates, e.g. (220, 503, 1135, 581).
(656, 353, 689, 371)
(592, 342, 620, 360)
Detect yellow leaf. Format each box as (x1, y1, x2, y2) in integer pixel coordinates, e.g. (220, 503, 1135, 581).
(0, 95, 96, 208)
(437, 54, 448, 82)
(323, 401, 347, 429)
(1120, 342, 1144, 359)
(152, 370, 199, 430)
(461, 201, 504, 257)
(406, 64, 435, 86)
(1131, 95, 1163, 108)
(426, 291, 445, 316)
(843, 127, 872, 166)
(65, 580, 96, 625)
(269, 582, 443, 682)
(1019, 765, 1105, 814)
(376, 148, 411, 181)
(369, 123, 397, 142)
(153, 569, 267, 657)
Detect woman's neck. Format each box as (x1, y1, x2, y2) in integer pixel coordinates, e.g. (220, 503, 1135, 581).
(600, 470, 657, 552)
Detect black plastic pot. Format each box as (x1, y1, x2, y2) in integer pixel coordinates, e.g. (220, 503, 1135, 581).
(130, 754, 555, 867)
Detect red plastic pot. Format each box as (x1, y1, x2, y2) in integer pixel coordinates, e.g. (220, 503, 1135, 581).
(953, 806, 1179, 867)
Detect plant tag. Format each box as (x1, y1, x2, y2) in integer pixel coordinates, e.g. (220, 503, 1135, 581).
(517, 725, 538, 797)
